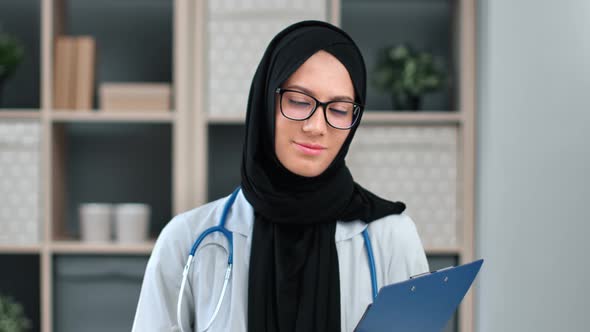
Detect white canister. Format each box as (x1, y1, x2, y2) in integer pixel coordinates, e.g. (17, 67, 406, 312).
(79, 203, 113, 242)
(114, 203, 150, 243)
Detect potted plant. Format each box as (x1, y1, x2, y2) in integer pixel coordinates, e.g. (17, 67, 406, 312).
(0, 30, 25, 107)
(372, 43, 446, 111)
(0, 295, 31, 332)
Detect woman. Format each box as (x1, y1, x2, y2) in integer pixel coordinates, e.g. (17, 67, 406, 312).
(132, 20, 428, 332)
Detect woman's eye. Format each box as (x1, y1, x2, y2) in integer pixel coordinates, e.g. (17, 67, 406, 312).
(328, 107, 349, 116)
(288, 99, 311, 107)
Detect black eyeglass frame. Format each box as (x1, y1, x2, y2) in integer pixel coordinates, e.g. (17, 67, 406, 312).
(275, 88, 364, 130)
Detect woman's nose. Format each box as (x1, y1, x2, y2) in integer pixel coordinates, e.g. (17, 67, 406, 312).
(302, 106, 327, 134)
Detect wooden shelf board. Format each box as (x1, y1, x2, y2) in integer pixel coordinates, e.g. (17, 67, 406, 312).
(50, 240, 155, 255)
(207, 113, 246, 124)
(210, 10, 311, 21)
(0, 244, 42, 254)
(207, 111, 461, 125)
(51, 110, 176, 123)
(361, 111, 462, 125)
(42, 243, 458, 255)
(425, 247, 462, 256)
(0, 110, 42, 119)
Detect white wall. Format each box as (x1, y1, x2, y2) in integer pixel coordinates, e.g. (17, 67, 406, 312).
(476, 1, 590, 331)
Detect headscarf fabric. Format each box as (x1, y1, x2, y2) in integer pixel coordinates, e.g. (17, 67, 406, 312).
(241, 20, 406, 332)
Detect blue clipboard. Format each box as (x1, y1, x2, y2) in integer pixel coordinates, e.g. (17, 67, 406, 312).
(354, 259, 484, 332)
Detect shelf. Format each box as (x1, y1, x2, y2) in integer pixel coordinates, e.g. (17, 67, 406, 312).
(43, 244, 458, 257)
(0, 244, 460, 256)
(207, 113, 246, 124)
(50, 122, 172, 242)
(0, 110, 42, 119)
(341, 0, 456, 111)
(361, 111, 461, 125)
(209, 10, 313, 21)
(51, 110, 175, 123)
(0, 244, 42, 254)
(425, 247, 462, 256)
(44, 245, 459, 257)
(206, 111, 461, 126)
(51, 240, 155, 255)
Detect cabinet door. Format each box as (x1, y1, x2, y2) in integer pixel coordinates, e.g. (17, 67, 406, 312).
(348, 125, 459, 249)
(0, 120, 41, 245)
(53, 255, 149, 332)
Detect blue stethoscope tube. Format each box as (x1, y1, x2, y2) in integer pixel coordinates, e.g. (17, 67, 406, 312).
(177, 187, 378, 331)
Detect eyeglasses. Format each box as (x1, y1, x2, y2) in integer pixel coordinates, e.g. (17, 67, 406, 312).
(275, 88, 363, 130)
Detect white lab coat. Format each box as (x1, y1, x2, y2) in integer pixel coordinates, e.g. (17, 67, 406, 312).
(132, 191, 429, 332)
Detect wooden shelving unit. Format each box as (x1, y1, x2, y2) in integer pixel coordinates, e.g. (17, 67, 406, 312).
(1, 1, 190, 331)
(0, 0, 476, 331)
(196, 1, 476, 332)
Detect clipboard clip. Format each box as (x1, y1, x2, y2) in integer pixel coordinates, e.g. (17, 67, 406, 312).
(410, 266, 455, 279)
(409, 271, 431, 279)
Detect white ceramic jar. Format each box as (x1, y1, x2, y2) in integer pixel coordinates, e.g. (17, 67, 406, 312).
(79, 203, 113, 242)
(114, 203, 150, 243)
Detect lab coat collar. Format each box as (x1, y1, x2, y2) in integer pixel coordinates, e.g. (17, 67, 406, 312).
(225, 191, 368, 243)
(224, 190, 254, 238)
(335, 220, 368, 243)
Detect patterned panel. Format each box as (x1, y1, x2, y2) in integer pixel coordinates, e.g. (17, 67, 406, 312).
(0, 120, 41, 244)
(347, 125, 458, 248)
(207, 0, 327, 115)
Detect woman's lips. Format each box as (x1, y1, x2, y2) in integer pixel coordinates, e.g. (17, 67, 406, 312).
(293, 141, 326, 156)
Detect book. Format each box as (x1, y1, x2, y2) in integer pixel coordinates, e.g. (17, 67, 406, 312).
(53, 36, 76, 109)
(74, 36, 96, 110)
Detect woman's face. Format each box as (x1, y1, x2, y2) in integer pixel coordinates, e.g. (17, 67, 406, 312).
(275, 50, 355, 177)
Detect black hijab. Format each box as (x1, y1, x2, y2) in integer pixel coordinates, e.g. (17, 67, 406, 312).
(241, 20, 406, 332)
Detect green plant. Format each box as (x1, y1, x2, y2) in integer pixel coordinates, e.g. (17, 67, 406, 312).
(0, 30, 25, 81)
(0, 295, 31, 332)
(372, 44, 446, 110)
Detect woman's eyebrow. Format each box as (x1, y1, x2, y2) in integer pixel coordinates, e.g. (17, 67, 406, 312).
(286, 84, 354, 102)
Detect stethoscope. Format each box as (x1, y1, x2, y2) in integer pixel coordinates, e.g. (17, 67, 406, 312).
(177, 187, 378, 332)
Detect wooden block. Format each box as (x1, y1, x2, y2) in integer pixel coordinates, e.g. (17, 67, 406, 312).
(99, 83, 172, 111)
